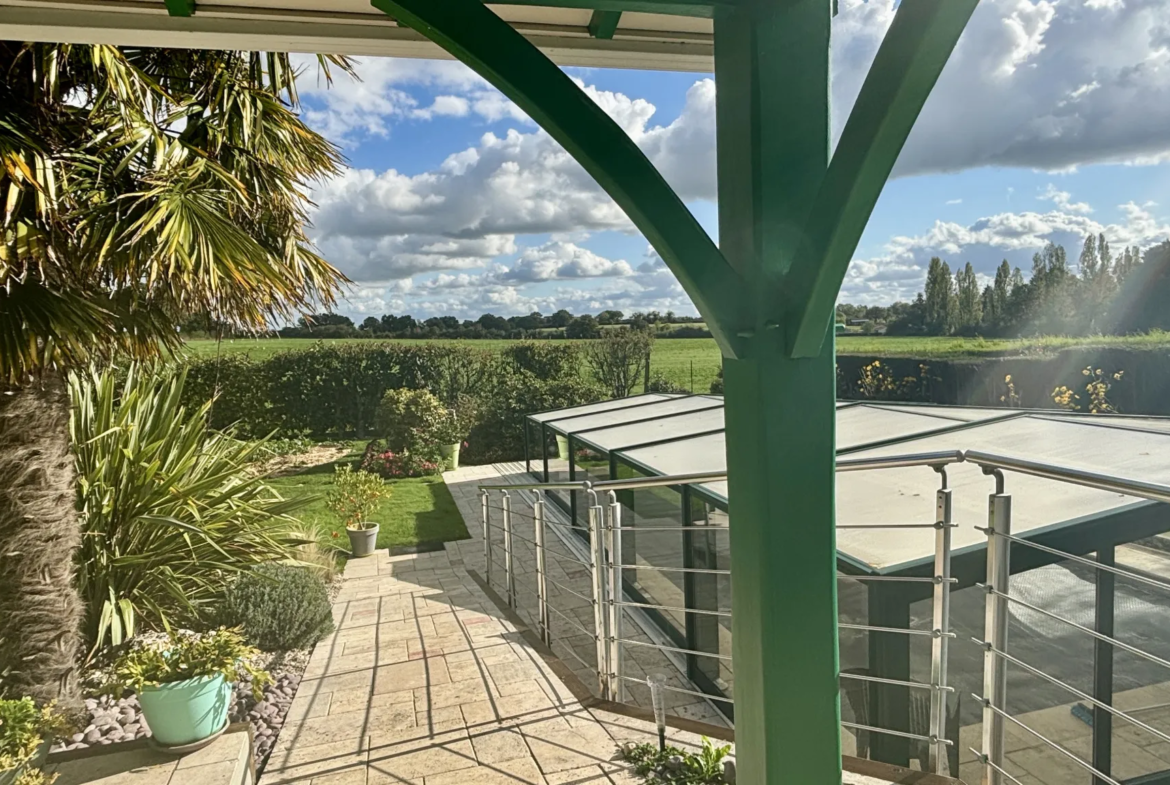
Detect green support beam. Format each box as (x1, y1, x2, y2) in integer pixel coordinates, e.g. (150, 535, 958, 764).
(785, 0, 979, 358)
(715, 1, 842, 781)
(494, 0, 726, 17)
(588, 10, 623, 39)
(370, 1, 978, 781)
(372, 0, 748, 357)
(163, 0, 194, 16)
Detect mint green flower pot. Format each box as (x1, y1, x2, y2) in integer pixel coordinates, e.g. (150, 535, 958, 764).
(439, 442, 461, 471)
(138, 674, 231, 748)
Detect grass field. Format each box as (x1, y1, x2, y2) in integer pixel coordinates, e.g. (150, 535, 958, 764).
(266, 441, 470, 550)
(183, 331, 1170, 395)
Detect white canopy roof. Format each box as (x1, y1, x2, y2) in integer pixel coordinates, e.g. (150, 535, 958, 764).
(531, 396, 1170, 574)
(0, 2, 717, 72)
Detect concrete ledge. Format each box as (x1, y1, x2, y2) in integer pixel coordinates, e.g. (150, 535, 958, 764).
(44, 724, 255, 785)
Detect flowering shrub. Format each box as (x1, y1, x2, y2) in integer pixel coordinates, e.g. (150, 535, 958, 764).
(375, 388, 448, 452)
(1053, 366, 1124, 413)
(360, 439, 444, 479)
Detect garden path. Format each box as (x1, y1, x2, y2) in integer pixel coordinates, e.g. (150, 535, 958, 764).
(260, 464, 907, 784)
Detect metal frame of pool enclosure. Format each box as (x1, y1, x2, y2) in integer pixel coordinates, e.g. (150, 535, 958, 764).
(509, 394, 1170, 783)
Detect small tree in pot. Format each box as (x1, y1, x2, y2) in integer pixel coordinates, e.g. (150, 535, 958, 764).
(326, 466, 387, 558)
(434, 396, 478, 471)
(107, 629, 269, 750)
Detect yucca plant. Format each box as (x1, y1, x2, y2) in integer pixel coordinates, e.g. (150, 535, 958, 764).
(70, 365, 312, 659)
(0, 43, 351, 702)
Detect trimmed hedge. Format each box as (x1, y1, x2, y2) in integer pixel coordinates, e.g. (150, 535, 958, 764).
(182, 341, 603, 462)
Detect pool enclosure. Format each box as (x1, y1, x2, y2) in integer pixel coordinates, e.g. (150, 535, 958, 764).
(519, 395, 1170, 782)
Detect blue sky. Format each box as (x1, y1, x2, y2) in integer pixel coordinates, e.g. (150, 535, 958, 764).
(292, 0, 1170, 322)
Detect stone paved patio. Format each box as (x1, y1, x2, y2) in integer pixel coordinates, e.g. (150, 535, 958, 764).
(261, 463, 914, 784)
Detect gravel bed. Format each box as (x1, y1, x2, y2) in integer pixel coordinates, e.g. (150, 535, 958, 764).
(54, 657, 309, 771)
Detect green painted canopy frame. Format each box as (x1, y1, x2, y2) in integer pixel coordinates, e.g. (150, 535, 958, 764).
(368, 0, 979, 780)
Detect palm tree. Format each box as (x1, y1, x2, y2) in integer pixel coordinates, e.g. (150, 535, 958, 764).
(0, 43, 351, 703)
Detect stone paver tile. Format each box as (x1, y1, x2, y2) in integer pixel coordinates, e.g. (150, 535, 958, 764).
(543, 765, 614, 784)
(486, 660, 542, 685)
(330, 684, 416, 715)
(469, 728, 532, 764)
(276, 707, 375, 752)
(262, 743, 366, 784)
(446, 657, 488, 683)
(423, 756, 546, 785)
(300, 666, 376, 695)
(374, 658, 451, 695)
(366, 733, 477, 783)
(418, 704, 465, 728)
(304, 651, 377, 679)
(168, 760, 238, 785)
(522, 726, 617, 775)
(308, 769, 368, 785)
(415, 677, 493, 710)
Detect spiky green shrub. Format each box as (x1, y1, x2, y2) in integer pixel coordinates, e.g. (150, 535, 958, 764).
(69, 365, 311, 657)
(217, 564, 335, 652)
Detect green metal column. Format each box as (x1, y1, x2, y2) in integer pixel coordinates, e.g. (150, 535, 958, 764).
(715, 1, 841, 781)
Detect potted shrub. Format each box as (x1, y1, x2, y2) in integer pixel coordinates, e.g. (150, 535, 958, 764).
(108, 629, 269, 750)
(0, 698, 68, 785)
(435, 396, 478, 471)
(326, 465, 387, 558)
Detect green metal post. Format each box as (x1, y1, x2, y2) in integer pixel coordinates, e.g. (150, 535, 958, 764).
(716, 0, 841, 781)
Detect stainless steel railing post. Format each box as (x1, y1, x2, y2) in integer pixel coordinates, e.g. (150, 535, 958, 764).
(482, 490, 492, 587)
(982, 474, 1012, 785)
(502, 490, 515, 608)
(533, 490, 551, 645)
(587, 489, 609, 698)
(606, 490, 624, 704)
(929, 477, 954, 776)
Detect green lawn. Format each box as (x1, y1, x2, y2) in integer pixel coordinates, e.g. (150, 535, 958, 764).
(266, 442, 470, 550)
(183, 331, 1170, 398)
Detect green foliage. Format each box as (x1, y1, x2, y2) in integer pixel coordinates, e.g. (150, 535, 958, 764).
(108, 629, 270, 702)
(0, 44, 349, 386)
(585, 329, 654, 399)
(646, 373, 689, 394)
(217, 564, 334, 652)
(619, 738, 732, 783)
(464, 372, 605, 464)
(709, 367, 724, 395)
(374, 387, 448, 456)
(0, 699, 67, 772)
(325, 466, 387, 529)
(502, 341, 581, 378)
(70, 364, 311, 657)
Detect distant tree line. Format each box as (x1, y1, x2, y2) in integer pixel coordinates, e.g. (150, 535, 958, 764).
(840, 235, 1170, 338)
(180, 308, 710, 340)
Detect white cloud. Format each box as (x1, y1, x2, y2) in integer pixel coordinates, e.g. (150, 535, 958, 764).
(1038, 184, 1093, 214)
(500, 242, 634, 283)
(842, 199, 1170, 303)
(302, 0, 1170, 317)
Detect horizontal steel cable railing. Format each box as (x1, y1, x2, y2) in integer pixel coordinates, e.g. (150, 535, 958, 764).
(963, 452, 1170, 785)
(481, 447, 1170, 782)
(480, 451, 965, 774)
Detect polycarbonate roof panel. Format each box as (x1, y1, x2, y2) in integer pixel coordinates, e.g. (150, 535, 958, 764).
(527, 394, 675, 424)
(579, 405, 727, 452)
(836, 414, 1170, 572)
(622, 432, 727, 478)
(862, 403, 1013, 423)
(618, 403, 1012, 500)
(544, 395, 720, 436)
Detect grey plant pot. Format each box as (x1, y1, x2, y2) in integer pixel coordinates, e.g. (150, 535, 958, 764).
(347, 522, 379, 558)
